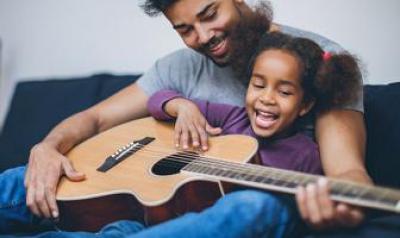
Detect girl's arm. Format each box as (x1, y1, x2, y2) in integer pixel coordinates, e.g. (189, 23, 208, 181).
(148, 90, 222, 150)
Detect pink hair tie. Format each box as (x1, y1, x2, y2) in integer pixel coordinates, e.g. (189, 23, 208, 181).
(323, 51, 332, 61)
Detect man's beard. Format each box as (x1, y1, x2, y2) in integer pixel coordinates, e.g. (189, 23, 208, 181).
(196, 1, 273, 67)
(229, 2, 273, 80)
(197, 32, 231, 66)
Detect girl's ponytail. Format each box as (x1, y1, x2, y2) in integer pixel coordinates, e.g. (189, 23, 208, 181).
(315, 53, 362, 111)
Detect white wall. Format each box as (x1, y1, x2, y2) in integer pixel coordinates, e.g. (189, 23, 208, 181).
(0, 0, 399, 128)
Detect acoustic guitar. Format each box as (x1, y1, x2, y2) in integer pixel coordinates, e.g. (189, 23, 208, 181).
(56, 117, 400, 231)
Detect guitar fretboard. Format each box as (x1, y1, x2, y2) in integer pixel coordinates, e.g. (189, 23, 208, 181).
(182, 158, 400, 213)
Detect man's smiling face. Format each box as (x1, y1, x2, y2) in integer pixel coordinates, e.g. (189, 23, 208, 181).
(164, 0, 248, 66)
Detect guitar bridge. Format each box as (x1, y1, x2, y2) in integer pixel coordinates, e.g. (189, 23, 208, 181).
(97, 137, 155, 172)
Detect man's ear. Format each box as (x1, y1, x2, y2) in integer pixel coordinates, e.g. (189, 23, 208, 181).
(299, 99, 315, 117)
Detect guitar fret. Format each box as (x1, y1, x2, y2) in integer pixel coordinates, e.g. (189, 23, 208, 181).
(254, 175, 265, 183)
(282, 179, 298, 189)
(207, 167, 222, 176)
(233, 171, 249, 180)
(196, 165, 210, 174)
(183, 159, 400, 213)
(363, 188, 400, 205)
(220, 169, 231, 177)
(215, 168, 226, 176)
(188, 163, 205, 173)
(189, 164, 204, 173)
(379, 197, 399, 206)
(272, 179, 287, 186)
(290, 174, 306, 187)
(240, 170, 254, 180)
(261, 176, 275, 184)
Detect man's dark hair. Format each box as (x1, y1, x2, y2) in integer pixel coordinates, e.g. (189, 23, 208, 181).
(230, 1, 273, 80)
(141, 0, 178, 16)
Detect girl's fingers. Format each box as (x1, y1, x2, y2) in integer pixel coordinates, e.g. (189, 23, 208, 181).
(196, 123, 209, 151)
(188, 124, 200, 148)
(180, 128, 189, 149)
(205, 124, 222, 136)
(174, 126, 182, 148)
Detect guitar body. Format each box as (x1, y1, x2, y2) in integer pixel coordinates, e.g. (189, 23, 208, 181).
(56, 117, 258, 231)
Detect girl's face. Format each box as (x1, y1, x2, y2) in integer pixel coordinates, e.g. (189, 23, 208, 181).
(246, 49, 313, 138)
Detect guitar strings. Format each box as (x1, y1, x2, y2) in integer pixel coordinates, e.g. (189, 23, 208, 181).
(110, 143, 400, 201)
(133, 144, 293, 178)
(111, 143, 319, 187)
(141, 145, 400, 200)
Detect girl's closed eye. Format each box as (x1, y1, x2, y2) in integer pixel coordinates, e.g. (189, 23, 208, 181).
(251, 78, 265, 89)
(279, 89, 294, 97)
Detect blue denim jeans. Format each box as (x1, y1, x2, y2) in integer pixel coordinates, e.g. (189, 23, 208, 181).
(0, 166, 299, 238)
(0, 166, 46, 234)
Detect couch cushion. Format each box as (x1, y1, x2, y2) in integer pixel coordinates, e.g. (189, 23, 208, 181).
(364, 82, 400, 188)
(1, 77, 400, 189)
(0, 74, 139, 171)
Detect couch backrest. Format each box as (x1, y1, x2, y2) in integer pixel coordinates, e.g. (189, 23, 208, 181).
(0, 74, 139, 171)
(364, 82, 400, 188)
(0, 75, 399, 189)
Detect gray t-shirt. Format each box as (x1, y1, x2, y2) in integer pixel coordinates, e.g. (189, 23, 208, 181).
(138, 25, 364, 112)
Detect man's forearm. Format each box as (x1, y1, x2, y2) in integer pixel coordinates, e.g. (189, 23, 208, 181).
(42, 110, 100, 154)
(42, 83, 150, 154)
(316, 109, 372, 185)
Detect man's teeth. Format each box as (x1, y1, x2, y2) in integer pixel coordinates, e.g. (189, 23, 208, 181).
(209, 37, 224, 50)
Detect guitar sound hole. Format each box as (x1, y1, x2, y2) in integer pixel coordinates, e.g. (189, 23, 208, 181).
(152, 152, 198, 176)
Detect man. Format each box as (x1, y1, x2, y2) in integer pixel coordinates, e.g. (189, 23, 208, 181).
(1, 0, 370, 235)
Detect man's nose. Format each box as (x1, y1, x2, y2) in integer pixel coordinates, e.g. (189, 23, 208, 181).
(194, 24, 212, 45)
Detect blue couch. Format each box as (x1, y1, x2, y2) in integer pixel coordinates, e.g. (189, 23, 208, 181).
(0, 74, 399, 236)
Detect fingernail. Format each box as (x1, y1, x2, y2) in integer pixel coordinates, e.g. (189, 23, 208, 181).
(318, 178, 328, 186)
(306, 184, 315, 192)
(52, 211, 59, 218)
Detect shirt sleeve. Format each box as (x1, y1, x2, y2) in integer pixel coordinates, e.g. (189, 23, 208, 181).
(147, 90, 184, 121)
(147, 89, 243, 130)
(136, 49, 198, 98)
(136, 57, 174, 97)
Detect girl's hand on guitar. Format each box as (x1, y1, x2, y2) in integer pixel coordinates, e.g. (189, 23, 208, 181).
(166, 98, 221, 151)
(24, 142, 86, 219)
(296, 178, 365, 230)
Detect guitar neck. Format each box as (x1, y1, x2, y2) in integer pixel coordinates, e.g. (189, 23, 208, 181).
(182, 158, 400, 213)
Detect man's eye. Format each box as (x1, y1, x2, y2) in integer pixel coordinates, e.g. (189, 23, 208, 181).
(203, 10, 217, 20)
(179, 28, 192, 36)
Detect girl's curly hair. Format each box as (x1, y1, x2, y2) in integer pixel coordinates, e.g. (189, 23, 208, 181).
(232, 31, 362, 111)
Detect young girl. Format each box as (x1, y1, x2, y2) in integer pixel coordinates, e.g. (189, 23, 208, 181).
(147, 31, 361, 175)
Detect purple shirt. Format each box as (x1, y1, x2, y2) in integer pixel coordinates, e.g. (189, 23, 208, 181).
(148, 90, 323, 175)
